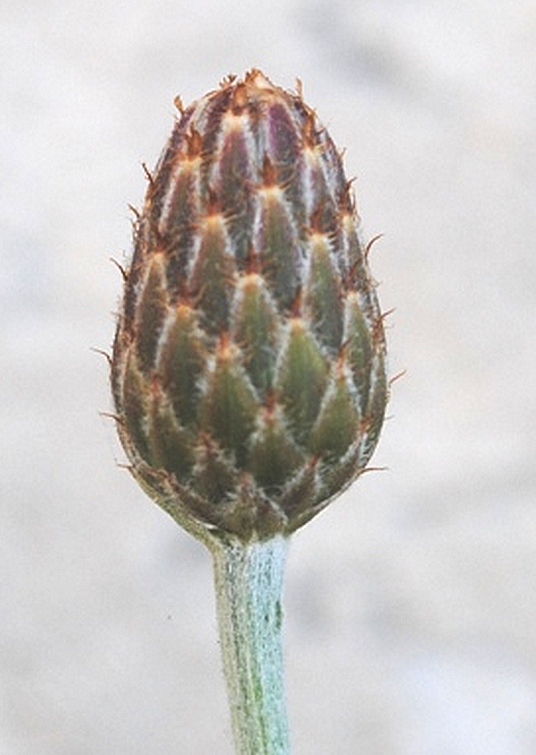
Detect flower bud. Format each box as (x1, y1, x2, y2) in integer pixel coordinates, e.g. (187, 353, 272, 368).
(112, 70, 387, 543)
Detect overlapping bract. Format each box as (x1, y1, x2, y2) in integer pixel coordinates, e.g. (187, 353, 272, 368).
(112, 70, 387, 542)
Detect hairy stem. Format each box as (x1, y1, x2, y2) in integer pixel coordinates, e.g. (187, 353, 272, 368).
(211, 535, 290, 755)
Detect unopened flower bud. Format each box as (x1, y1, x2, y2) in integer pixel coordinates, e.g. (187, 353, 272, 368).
(111, 70, 387, 543)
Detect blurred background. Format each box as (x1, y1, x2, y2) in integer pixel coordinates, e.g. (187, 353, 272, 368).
(1, 0, 535, 752)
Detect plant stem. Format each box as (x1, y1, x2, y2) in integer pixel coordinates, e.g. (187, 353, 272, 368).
(211, 535, 290, 755)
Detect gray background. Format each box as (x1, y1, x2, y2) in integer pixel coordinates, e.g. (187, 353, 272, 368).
(2, 0, 535, 752)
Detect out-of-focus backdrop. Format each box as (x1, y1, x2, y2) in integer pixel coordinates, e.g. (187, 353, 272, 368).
(2, 1, 535, 752)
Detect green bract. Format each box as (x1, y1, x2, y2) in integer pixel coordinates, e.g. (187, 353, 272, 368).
(112, 70, 387, 543)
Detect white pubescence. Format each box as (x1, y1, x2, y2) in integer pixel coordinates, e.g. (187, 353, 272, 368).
(157, 154, 202, 238)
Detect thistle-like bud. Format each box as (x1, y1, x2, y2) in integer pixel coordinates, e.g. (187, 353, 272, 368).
(112, 70, 387, 543)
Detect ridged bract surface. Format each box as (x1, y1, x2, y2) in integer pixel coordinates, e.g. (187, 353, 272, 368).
(112, 70, 387, 542)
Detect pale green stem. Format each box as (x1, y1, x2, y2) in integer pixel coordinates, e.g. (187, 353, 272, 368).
(210, 535, 290, 755)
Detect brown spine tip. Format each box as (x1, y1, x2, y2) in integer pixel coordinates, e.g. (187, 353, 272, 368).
(289, 286, 303, 318)
(187, 128, 204, 159)
(217, 331, 232, 361)
(365, 233, 384, 260)
(244, 247, 262, 275)
(245, 69, 273, 90)
(205, 186, 224, 218)
(308, 205, 327, 235)
(261, 156, 278, 189)
(219, 73, 237, 89)
(141, 162, 155, 186)
(110, 257, 128, 281)
(302, 111, 318, 150)
(263, 389, 277, 415)
(231, 83, 249, 114)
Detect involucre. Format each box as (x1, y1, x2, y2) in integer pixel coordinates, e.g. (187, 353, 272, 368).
(111, 70, 388, 544)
